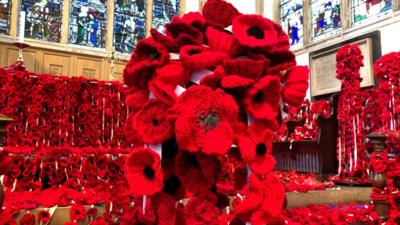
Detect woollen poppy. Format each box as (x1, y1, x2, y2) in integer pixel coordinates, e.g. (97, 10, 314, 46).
(221, 75, 255, 89)
(175, 151, 216, 194)
(180, 45, 227, 70)
(70, 203, 86, 221)
(124, 113, 144, 146)
(124, 147, 164, 196)
(148, 79, 178, 106)
(125, 88, 150, 110)
(19, 213, 35, 225)
(206, 26, 243, 57)
(132, 99, 174, 144)
(173, 85, 238, 155)
(237, 126, 276, 175)
(166, 16, 204, 46)
(202, 0, 240, 28)
(264, 50, 296, 74)
(181, 12, 207, 31)
(244, 75, 281, 121)
(152, 193, 179, 225)
(123, 37, 170, 88)
(200, 66, 225, 90)
(38, 210, 51, 223)
(223, 57, 265, 79)
(282, 66, 309, 107)
(232, 15, 288, 49)
(87, 207, 98, 218)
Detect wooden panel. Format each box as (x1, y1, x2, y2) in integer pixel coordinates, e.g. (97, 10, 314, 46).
(3, 46, 37, 72)
(75, 57, 102, 79)
(113, 63, 125, 81)
(42, 53, 71, 76)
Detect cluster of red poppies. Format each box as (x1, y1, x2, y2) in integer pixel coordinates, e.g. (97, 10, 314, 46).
(121, 0, 309, 224)
(283, 203, 379, 224)
(0, 67, 129, 148)
(334, 44, 370, 184)
(369, 130, 400, 223)
(274, 170, 334, 193)
(275, 99, 332, 142)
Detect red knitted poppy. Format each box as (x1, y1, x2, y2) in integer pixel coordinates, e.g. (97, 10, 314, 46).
(125, 88, 150, 110)
(202, 0, 240, 28)
(182, 12, 207, 31)
(154, 61, 190, 86)
(232, 15, 288, 49)
(180, 45, 227, 70)
(166, 16, 204, 45)
(70, 203, 86, 221)
(199, 66, 225, 89)
(175, 151, 216, 194)
(123, 38, 170, 88)
(38, 210, 51, 223)
(132, 99, 174, 144)
(265, 50, 297, 74)
(124, 147, 164, 196)
(244, 76, 281, 121)
(223, 57, 265, 79)
(148, 79, 178, 106)
(19, 213, 35, 225)
(173, 85, 238, 155)
(206, 26, 243, 57)
(282, 66, 309, 107)
(221, 75, 255, 89)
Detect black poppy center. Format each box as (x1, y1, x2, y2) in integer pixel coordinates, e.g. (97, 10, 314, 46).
(253, 90, 264, 103)
(187, 153, 201, 169)
(149, 51, 160, 59)
(143, 166, 155, 179)
(162, 175, 181, 195)
(256, 143, 267, 156)
(152, 118, 159, 126)
(188, 49, 201, 55)
(247, 26, 265, 39)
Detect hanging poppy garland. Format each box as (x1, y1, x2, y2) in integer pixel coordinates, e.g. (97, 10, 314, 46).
(123, 0, 309, 224)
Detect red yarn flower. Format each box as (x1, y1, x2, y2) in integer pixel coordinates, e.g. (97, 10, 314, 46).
(70, 203, 86, 221)
(282, 66, 309, 107)
(173, 85, 238, 155)
(202, 0, 240, 28)
(19, 213, 35, 225)
(38, 210, 51, 223)
(175, 151, 216, 194)
(87, 207, 98, 218)
(232, 15, 289, 49)
(124, 147, 164, 196)
(131, 99, 174, 144)
(244, 76, 281, 121)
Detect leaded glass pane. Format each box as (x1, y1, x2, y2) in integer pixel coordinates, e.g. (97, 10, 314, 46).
(352, 0, 392, 25)
(21, 0, 63, 42)
(152, 0, 179, 34)
(113, 0, 147, 54)
(0, 0, 11, 34)
(280, 0, 304, 49)
(311, 0, 341, 40)
(69, 0, 107, 48)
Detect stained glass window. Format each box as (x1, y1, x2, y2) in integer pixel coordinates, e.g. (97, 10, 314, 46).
(69, 0, 107, 48)
(352, 0, 392, 25)
(152, 0, 180, 34)
(0, 0, 12, 34)
(311, 0, 341, 40)
(113, 0, 147, 54)
(280, 0, 304, 49)
(21, 0, 63, 42)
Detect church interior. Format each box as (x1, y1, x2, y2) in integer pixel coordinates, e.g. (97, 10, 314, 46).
(1, 0, 400, 224)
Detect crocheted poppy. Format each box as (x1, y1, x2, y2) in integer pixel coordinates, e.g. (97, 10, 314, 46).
(223, 57, 265, 79)
(199, 66, 225, 89)
(70, 203, 86, 221)
(125, 147, 164, 196)
(162, 173, 186, 201)
(123, 38, 170, 88)
(264, 50, 296, 74)
(237, 126, 276, 175)
(166, 16, 204, 45)
(244, 76, 281, 121)
(132, 99, 174, 144)
(154, 61, 190, 86)
(125, 88, 150, 110)
(148, 79, 178, 106)
(87, 207, 98, 217)
(38, 210, 51, 223)
(232, 14, 289, 49)
(19, 213, 35, 225)
(173, 85, 238, 155)
(206, 26, 243, 57)
(221, 75, 255, 89)
(150, 28, 181, 52)
(182, 12, 207, 31)
(282, 66, 309, 107)
(124, 113, 143, 146)
(180, 45, 227, 70)
(152, 193, 179, 225)
(175, 151, 216, 194)
(202, 0, 240, 28)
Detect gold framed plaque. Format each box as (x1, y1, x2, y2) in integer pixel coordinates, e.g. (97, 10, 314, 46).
(310, 35, 378, 97)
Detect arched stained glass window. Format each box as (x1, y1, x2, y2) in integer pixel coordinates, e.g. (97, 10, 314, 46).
(152, 0, 180, 34)
(280, 0, 304, 49)
(113, 0, 147, 54)
(311, 0, 341, 40)
(0, 0, 11, 34)
(69, 0, 107, 48)
(352, 0, 392, 25)
(21, 0, 63, 42)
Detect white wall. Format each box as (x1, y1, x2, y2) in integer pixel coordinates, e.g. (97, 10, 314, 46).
(185, 0, 200, 13)
(227, 0, 257, 14)
(379, 21, 400, 54)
